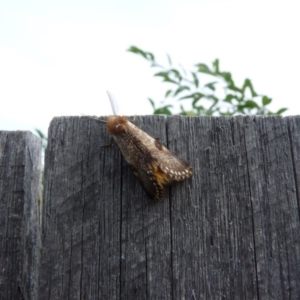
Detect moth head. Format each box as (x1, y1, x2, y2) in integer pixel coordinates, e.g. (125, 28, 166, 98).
(107, 116, 128, 134)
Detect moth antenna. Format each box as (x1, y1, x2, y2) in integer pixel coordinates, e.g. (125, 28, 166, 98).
(101, 138, 115, 147)
(106, 90, 119, 115)
(97, 119, 107, 123)
(84, 115, 107, 123)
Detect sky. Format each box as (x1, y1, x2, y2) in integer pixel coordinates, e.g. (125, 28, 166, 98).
(0, 0, 299, 136)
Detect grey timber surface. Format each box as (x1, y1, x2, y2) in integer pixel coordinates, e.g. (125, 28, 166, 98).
(0, 131, 42, 300)
(38, 115, 300, 299)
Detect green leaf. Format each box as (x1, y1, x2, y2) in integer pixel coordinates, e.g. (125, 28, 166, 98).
(194, 95, 204, 108)
(236, 96, 245, 103)
(207, 96, 219, 109)
(179, 94, 194, 100)
(167, 53, 172, 66)
(219, 71, 234, 86)
(170, 69, 182, 81)
(224, 94, 238, 103)
(276, 108, 288, 115)
(206, 95, 219, 103)
(180, 92, 203, 101)
(35, 128, 48, 149)
(191, 72, 199, 88)
(154, 105, 173, 115)
(242, 79, 258, 97)
(192, 97, 200, 109)
(174, 86, 190, 96)
(244, 100, 259, 109)
(148, 98, 155, 109)
(212, 59, 220, 74)
(35, 128, 47, 140)
(227, 84, 242, 93)
(127, 46, 145, 55)
(165, 90, 172, 98)
(154, 71, 168, 78)
(205, 81, 218, 91)
(262, 96, 272, 106)
(154, 71, 178, 84)
(236, 104, 246, 113)
(179, 104, 188, 115)
(196, 63, 213, 74)
(196, 105, 205, 115)
(127, 46, 155, 61)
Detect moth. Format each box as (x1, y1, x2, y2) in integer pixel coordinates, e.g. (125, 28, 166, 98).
(100, 91, 192, 201)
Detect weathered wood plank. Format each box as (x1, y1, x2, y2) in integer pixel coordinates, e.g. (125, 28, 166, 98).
(38, 115, 300, 299)
(243, 116, 300, 299)
(0, 131, 42, 300)
(287, 116, 300, 204)
(119, 116, 172, 300)
(169, 116, 257, 299)
(38, 117, 122, 299)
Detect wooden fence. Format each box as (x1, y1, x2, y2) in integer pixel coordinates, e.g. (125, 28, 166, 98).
(1, 115, 300, 299)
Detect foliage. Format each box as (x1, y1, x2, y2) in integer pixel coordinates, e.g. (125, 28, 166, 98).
(35, 128, 47, 150)
(128, 46, 287, 116)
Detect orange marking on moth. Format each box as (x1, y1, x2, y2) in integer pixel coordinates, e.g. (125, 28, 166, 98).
(152, 163, 171, 186)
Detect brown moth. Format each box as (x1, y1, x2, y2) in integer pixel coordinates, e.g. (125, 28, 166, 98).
(103, 92, 192, 201)
(106, 116, 192, 200)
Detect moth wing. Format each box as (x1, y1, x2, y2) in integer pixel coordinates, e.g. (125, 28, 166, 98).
(129, 163, 165, 201)
(150, 140, 192, 182)
(129, 138, 191, 200)
(119, 122, 192, 200)
(130, 165, 163, 200)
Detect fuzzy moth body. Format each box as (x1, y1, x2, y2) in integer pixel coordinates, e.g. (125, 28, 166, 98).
(106, 115, 192, 201)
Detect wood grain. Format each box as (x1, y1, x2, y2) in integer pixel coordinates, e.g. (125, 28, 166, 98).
(37, 115, 300, 299)
(0, 131, 42, 300)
